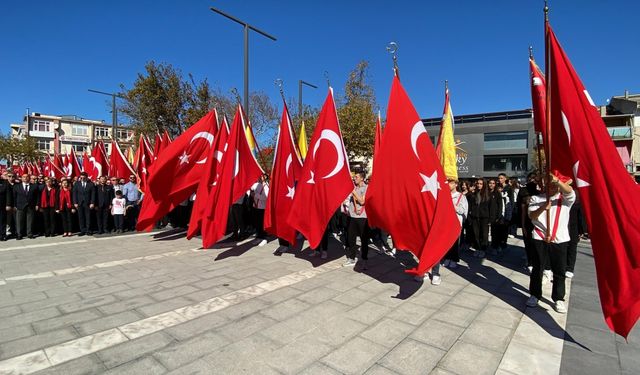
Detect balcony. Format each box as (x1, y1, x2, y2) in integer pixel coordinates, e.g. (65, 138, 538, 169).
(29, 130, 55, 139)
(607, 126, 633, 140)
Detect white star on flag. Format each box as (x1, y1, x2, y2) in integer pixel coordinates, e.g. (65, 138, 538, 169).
(420, 171, 440, 199)
(179, 151, 189, 165)
(572, 161, 590, 188)
(285, 185, 295, 199)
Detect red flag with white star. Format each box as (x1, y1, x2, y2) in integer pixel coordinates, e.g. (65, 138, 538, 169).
(137, 111, 218, 231)
(264, 101, 303, 245)
(530, 56, 547, 145)
(65, 149, 82, 179)
(133, 135, 154, 193)
(108, 140, 136, 180)
(287, 88, 353, 249)
(547, 23, 640, 338)
(200, 105, 263, 248)
(187, 112, 229, 240)
(366, 76, 460, 276)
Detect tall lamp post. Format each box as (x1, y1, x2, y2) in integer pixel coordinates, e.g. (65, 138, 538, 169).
(210, 6, 276, 116)
(298, 80, 318, 119)
(88, 89, 126, 139)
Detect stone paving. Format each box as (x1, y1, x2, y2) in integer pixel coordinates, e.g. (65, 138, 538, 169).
(0, 229, 634, 374)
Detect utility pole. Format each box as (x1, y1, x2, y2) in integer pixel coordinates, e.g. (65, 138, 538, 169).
(88, 89, 126, 139)
(210, 7, 276, 116)
(298, 80, 318, 119)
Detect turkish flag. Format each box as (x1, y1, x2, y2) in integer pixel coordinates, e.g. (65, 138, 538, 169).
(264, 102, 304, 245)
(547, 24, 640, 338)
(109, 141, 135, 180)
(65, 150, 82, 179)
(82, 152, 94, 180)
(374, 111, 383, 161)
(133, 135, 155, 193)
(367, 76, 460, 276)
(187, 112, 229, 239)
(91, 141, 109, 179)
(201, 106, 263, 248)
(137, 111, 218, 231)
(530, 56, 547, 148)
(287, 88, 353, 249)
(153, 133, 163, 159)
(162, 129, 173, 147)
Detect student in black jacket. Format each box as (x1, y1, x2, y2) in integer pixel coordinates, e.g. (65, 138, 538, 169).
(94, 176, 114, 234)
(13, 173, 39, 239)
(0, 175, 13, 241)
(467, 178, 498, 258)
(72, 172, 95, 236)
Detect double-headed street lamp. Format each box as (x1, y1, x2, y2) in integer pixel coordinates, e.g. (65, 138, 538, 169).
(210, 7, 276, 116)
(87, 89, 126, 139)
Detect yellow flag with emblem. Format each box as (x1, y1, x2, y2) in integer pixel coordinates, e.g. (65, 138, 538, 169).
(435, 86, 458, 180)
(298, 121, 308, 159)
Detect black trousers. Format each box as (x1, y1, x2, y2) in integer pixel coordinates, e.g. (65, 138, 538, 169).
(314, 227, 330, 251)
(230, 203, 245, 237)
(253, 208, 266, 238)
(491, 221, 508, 249)
(6, 209, 16, 237)
(346, 217, 370, 260)
(77, 204, 91, 234)
(127, 204, 139, 230)
(16, 207, 35, 237)
(96, 207, 110, 233)
(0, 209, 6, 238)
(444, 234, 461, 262)
(114, 214, 124, 231)
(567, 219, 580, 273)
(529, 239, 567, 301)
(471, 217, 489, 250)
(42, 208, 56, 236)
(60, 209, 72, 233)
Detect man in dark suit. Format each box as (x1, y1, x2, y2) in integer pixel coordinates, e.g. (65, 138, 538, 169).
(13, 173, 39, 239)
(94, 175, 113, 234)
(5, 172, 17, 238)
(73, 172, 95, 236)
(0, 174, 13, 241)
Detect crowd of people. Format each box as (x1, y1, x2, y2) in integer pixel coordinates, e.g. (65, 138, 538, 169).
(1, 168, 588, 313)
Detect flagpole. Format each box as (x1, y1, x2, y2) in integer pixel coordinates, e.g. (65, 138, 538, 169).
(544, 1, 552, 242)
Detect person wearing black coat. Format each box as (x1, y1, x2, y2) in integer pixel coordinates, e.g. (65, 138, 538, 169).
(39, 178, 58, 237)
(72, 172, 95, 236)
(0, 175, 13, 241)
(94, 176, 113, 234)
(467, 178, 498, 258)
(13, 173, 39, 239)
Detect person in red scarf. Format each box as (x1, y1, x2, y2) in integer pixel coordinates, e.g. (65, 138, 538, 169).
(56, 179, 75, 237)
(40, 178, 58, 237)
(526, 172, 575, 314)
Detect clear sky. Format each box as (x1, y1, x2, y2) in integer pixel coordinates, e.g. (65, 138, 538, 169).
(1, 0, 638, 134)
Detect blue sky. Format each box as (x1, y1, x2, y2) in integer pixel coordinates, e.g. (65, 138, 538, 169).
(1, 0, 638, 134)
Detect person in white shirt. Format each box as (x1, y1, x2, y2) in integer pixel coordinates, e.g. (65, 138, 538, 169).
(251, 174, 269, 247)
(526, 172, 575, 313)
(111, 190, 127, 234)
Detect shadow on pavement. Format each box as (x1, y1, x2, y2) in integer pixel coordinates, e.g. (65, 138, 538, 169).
(452, 243, 590, 351)
(152, 228, 186, 240)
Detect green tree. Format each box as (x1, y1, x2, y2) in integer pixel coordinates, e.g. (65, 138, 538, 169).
(0, 133, 39, 165)
(337, 61, 377, 161)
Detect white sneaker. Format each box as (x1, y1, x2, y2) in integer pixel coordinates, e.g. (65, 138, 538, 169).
(526, 296, 539, 307)
(555, 300, 567, 314)
(527, 266, 533, 274)
(258, 239, 267, 247)
(565, 271, 574, 279)
(342, 258, 356, 267)
(431, 275, 441, 286)
(443, 259, 451, 267)
(309, 250, 318, 257)
(543, 270, 553, 282)
(449, 262, 458, 269)
(508, 234, 515, 239)
(321, 251, 328, 259)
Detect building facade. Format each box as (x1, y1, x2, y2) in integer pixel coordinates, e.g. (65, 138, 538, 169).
(10, 113, 134, 156)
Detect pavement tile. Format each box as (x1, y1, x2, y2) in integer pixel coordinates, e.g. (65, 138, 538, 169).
(217, 297, 270, 320)
(33, 354, 106, 375)
(0, 307, 60, 330)
(364, 364, 400, 375)
(411, 290, 452, 309)
(431, 304, 478, 328)
(299, 362, 344, 375)
(428, 368, 457, 375)
(202, 334, 279, 374)
(32, 309, 103, 334)
(153, 330, 231, 370)
(137, 296, 193, 317)
(218, 313, 278, 342)
(511, 319, 566, 354)
(459, 321, 514, 352)
(475, 304, 522, 330)
(0, 328, 77, 361)
(59, 294, 118, 314)
(97, 332, 175, 369)
(306, 317, 367, 347)
(448, 291, 491, 310)
(261, 297, 311, 321)
(0, 324, 34, 345)
(97, 295, 155, 315)
(267, 333, 334, 374)
(183, 285, 233, 303)
(321, 336, 388, 375)
(410, 319, 465, 350)
(617, 341, 640, 373)
(331, 287, 378, 307)
(296, 286, 342, 305)
(500, 341, 562, 375)
(165, 359, 218, 375)
(164, 313, 229, 341)
(377, 338, 446, 375)
(360, 318, 414, 348)
(103, 356, 167, 375)
(346, 301, 391, 325)
(440, 341, 502, 375)
(0, 305, 21, 319)
(75, 310, 144, 336)
(386, 302, 437, 326)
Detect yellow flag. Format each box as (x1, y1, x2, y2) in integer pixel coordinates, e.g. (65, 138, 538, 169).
(245, 122, 257, 155)
(436, 88, 458, 180)
(298, 121, 308, 159)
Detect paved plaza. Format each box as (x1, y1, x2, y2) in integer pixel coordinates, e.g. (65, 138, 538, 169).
(0, 230, 637, 374)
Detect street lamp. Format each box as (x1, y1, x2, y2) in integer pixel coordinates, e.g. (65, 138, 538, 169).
(210, 6, 276, 116)
(87, 89, 126, 139)
(298, 80, 318, 119)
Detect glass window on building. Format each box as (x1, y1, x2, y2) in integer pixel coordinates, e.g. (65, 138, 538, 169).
(36, 139, 50, 151)
(484, 154, 528, 173)
(32, 120, 52, 132)
(484, 131, 528, 150)
(71, 143, 87, 153)
(72, 124, 89, 136)
(116, 129, 134, 141)
(95, 127, 110, 138)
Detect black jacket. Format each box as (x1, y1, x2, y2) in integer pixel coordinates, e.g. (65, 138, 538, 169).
(468, 191, 498, 221)
(94, 184, 114, 208)
(72, 180, 95, 206)
(0, 180, 12, 208)
(13, 183, 39, 210)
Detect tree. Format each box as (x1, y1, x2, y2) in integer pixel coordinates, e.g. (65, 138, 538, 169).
(0, 133, 39, 165)
(337, 61, 377, 161)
